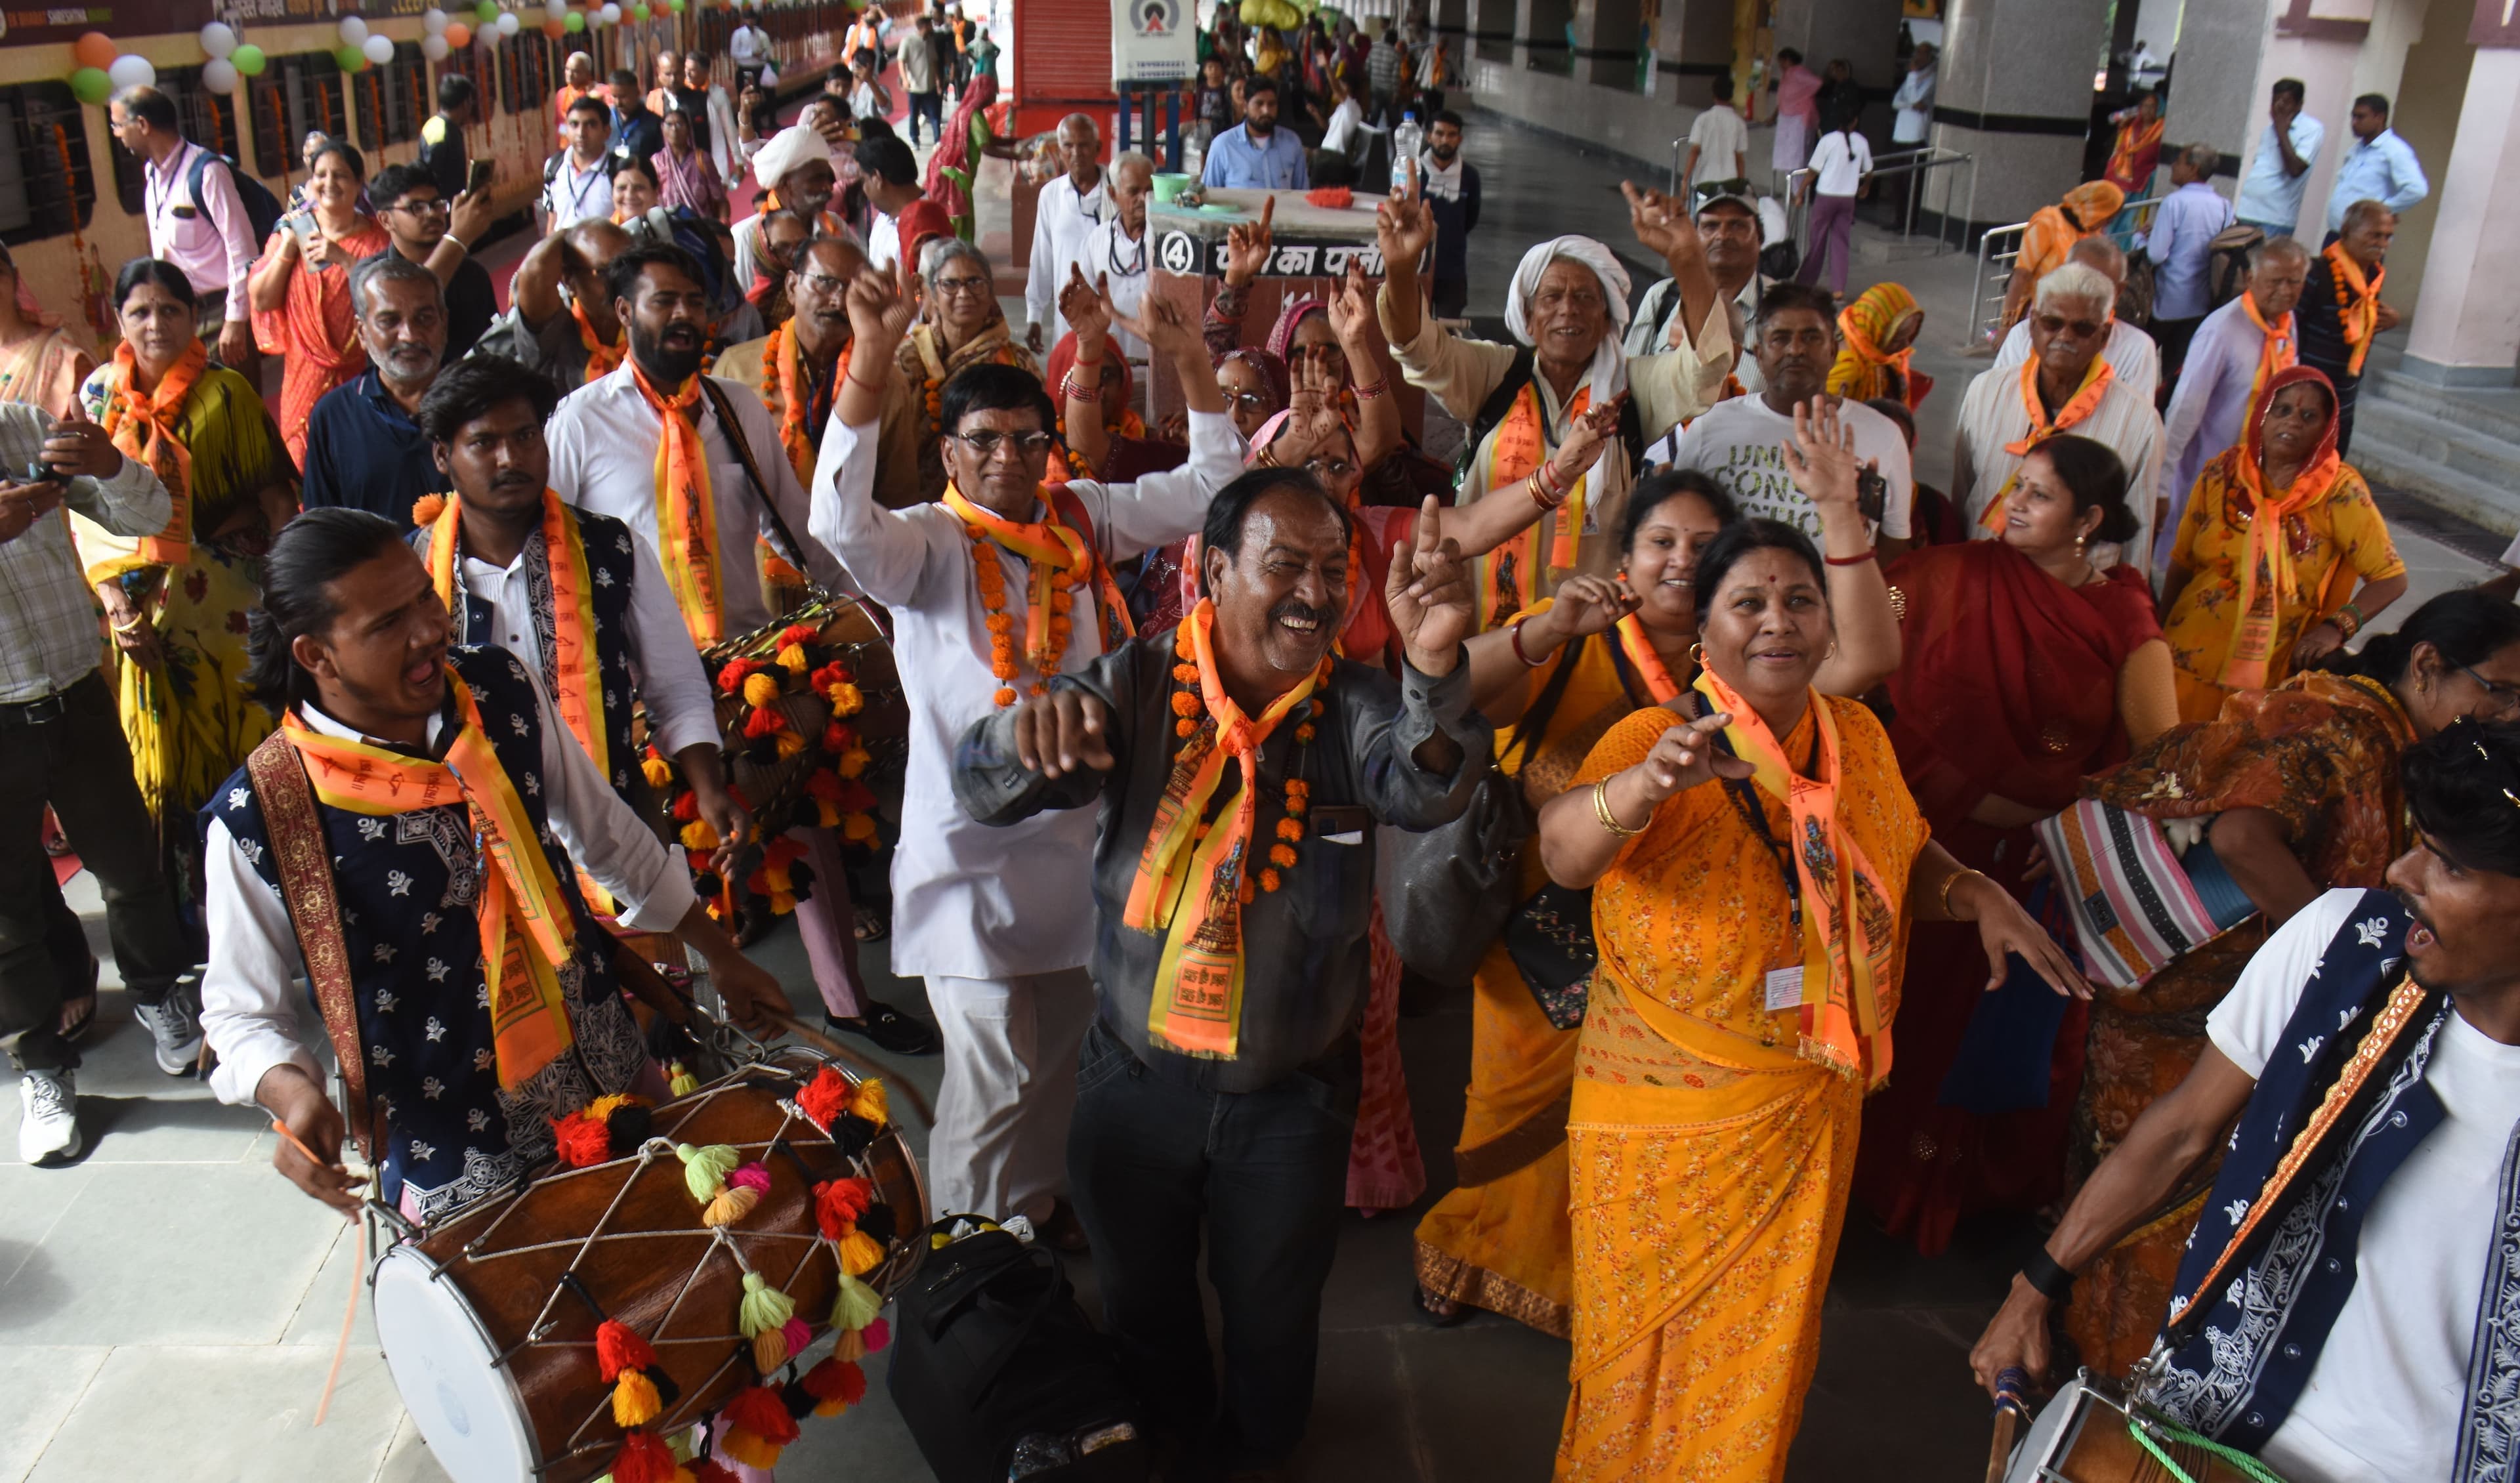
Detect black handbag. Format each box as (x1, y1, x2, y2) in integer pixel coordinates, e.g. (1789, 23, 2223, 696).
(1502, 881, 1595, 1030)
(1376, 764, 1528, 989)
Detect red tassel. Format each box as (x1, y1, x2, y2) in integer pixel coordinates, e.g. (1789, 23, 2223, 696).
(549, 1111, 612, 1169)
(804, 768, 844, 803)
(812, 1176, 875, 1240)
(799, 1354, 868, 1415)
(862, 1314, 891, 1352)
(608, 1430, 679, 1483)
(691, 1462, 742, 1483)
(743, 705, 788, 740)
(714, 659, 759, 694)
(718, 1383, 800, 1467)
(671, 790, 700, 822)
(795, 1066, 850, 1130)
(594, 1318, 658, 1381)
(778, 623, 820, 649)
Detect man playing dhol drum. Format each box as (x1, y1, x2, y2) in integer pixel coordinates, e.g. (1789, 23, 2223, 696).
(1971, 719, 2520, 1483)
(198, 509, 783, 1221)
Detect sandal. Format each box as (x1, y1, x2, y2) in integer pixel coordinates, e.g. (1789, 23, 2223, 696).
(56, 991, 96, 1044)
(1412, 1282, 1469, 1329)
(850, 903, 890, 944)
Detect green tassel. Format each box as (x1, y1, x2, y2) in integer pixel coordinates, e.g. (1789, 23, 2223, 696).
(676, 1142, 740, 1201)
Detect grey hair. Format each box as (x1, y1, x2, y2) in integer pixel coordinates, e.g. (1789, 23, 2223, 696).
(2249, 234, 2312, 271)
(2034, 261, 2116, 316)
(2340, 198, 2395, 235)
(2181, 142, 2220, 175)
(919, 234, 992, 285)
(1059, 112, 1100, 138)
(1113, 150, 1156, 178)
(350, 251, 446, 319)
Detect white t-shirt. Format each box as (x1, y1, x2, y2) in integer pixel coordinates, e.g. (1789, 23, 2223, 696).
(1654, 394, 1913, 542)
(728, 24, 768, 64)
(1687, 104, 1748, 188)
(1321, 96, 1365, 155)
(2206, 888, 2520, 1483)
(1808, 129, 1871, 198)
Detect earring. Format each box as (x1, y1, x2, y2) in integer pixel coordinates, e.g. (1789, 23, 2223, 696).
(1688, 642, 1706, 666)
(1823, 640, 1839, 661)
(2074, 532, 2088, 555)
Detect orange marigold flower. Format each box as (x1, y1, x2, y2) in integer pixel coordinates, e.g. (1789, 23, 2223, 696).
(1295, 724, 1316, 744)
(1175, 718, 1198, 738)
(1276, 818, 1303, 842)
(995, 686, 1018, 707)
(1259, 867, 1281, 892)
(1173, 663, 1199, 684)
(1170, 691, 1201, 718)
(1269, 843, 1298, 869)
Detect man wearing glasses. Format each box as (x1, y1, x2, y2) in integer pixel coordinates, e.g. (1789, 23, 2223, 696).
(808, 268, 1312, 1247)
(364, 161, 497, 360)
(715, 234, 924, 511)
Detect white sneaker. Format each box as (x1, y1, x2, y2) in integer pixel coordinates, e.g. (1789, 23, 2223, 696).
(18, 1067, 81, 1164)
(135, 982, 203, 1077)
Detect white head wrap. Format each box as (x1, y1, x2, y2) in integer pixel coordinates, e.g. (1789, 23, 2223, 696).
(751, 125, 835, 194)
(1504, 236, 1633, 401)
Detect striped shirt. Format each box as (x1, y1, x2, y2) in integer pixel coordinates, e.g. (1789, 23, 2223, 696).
(0, 405, 173, 702)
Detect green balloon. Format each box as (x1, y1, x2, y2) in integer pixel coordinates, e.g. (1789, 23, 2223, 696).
(666, 0, 684, 12)
(231, 43, 267, 76)
(70, 66, 110, 105)
(563, 9, 585, 28)
(630, 3, 648, 17)
(337, 43, 366, 71)
(476, 0, 500, 20)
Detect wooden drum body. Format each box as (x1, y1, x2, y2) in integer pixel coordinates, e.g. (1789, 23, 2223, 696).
(2004, 1377, 2278, 1483)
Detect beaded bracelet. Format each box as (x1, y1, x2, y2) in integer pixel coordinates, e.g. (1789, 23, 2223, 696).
(1059, 372, 1100, 403)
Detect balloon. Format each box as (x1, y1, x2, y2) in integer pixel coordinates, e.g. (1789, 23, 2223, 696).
(667, 0, 684, 12)
(563, 10, 585, 30)
(200, 21, 237, 57)
(69, 68, 110, 106)
(475, 0, 499, 21)
(364, 33, 396, 64)
(201, 57, 241, 94)
(495, 10, 520, 34)
(443, 21, 472, 47)
(337, 14, 368, 44)
(421, 33, 450, 58)
(72, 31, 116, 70)
(106, 54, 156, 90)
(232, 43, 267, 76)
(337, 43, 367, 72)
(543, 0, 564, 20)
(421, 7, 449, 32)
(600, 3, 620, 21)
(630, 3, 648, 17)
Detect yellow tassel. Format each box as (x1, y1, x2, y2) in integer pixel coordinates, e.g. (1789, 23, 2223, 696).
(585, 1093, 633, 1121)
(842, 812, 877, 843)
(719, 1431, 782, 1470)
(769, 890, 797, 915)
(839, 1228, 885, 1276)
(837, 746, 872, 779)
(667, 1061, 699, 1097)
(826, 681, 864, 717)
(775, 642, 809, 674)
(774, 730, 806, 759)
(611, 1368, 662, 1427)
(641, 753, 675, 789)
(679, 820, 719, 852)
(701, 1184, 761, 1227)
(849, 1079, 889, 1127)
(742, 673, 782, 709)
(751, 1327, 788, 1373)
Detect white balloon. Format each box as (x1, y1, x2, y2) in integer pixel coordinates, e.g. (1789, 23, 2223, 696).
(600, 3, 620, 22)
(201, 56, 241, 93)
(363, 32, 396, 64)
(106, 54, 157, 89)
(421, 32, 450, 58)
(544, 0, 566, 20)
(200, 20, 237, 56)
(421, 7, 449, 31)
(495, 10, 520, 35)
(337, 14, 368, 44)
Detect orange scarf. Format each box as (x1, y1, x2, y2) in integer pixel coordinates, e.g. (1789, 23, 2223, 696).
(2105, 115, 2163, 192)
(630, 363, 725, 644)
(2219, 386, 2344, 692)
(2324, 243, 2384, 377)
(1123, 598, 1328, 1059)
(572, 299, 626, 384)
(280, 675, 579, 1088)
(761, 323, 849, 484)
(942, 482, 1131, 671)
(1612, 613, 1684, 702)
(1694, 666, 1896, 1084)
(1479, 381, 1589, 627)
(2238, 291, 2299, 410)
(1981, 352, 2116, 532)
(99, 338, 205, 567)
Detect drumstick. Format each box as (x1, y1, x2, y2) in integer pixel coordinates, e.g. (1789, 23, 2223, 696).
(1985, 1366, 2030, 1483)
(270, 1118, 369, 1430)
(758, 1007, 937, 1128)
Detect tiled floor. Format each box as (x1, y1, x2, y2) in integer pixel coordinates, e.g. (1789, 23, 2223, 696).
(3, 104, 2501, 1483)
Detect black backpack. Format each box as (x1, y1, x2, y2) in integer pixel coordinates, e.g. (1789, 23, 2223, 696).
(2205, 221, 2267, 311)
(186, 148, 284, 246)
(1455, 345, 1647, 486)
(887, 1220, 1151, 1483)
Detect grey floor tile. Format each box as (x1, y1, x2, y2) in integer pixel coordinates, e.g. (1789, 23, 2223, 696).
(280, 1219, 380, 1350)
(373, 1413, 454, 1483)
(24, 1344, 406, 1483)
(0, 1346, 107, 1483)
(0, 1162, 92, 1289)
(1393, 1323, 1570, 1482)
(1286, 1327, 1421, 1482)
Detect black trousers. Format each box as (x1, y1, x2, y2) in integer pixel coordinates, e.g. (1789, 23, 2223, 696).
(1067, 1018, 1358, 1468)
(908, 91, 944, 145)
(0, 673, 192, 1072)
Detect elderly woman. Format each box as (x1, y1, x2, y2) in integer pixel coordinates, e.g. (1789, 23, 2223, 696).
(897, 234, 1040, 503)
(1379, 180, 1734, 629)
(1828, 281, 1930, 409)
(1954, 261, 2163, 571)
(74, 261, 295, 898)
(1536, 509, 2078, 1481)
(247, 138, 389, 466)
(1999, 179, 2126, 337)
(2159, 365, 2408, 723)
(654, 101, 728, 222)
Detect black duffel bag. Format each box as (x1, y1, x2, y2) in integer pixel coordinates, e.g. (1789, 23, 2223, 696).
(887, 1219, 1151, 1483)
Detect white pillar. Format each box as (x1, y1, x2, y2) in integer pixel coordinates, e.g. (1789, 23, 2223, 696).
(2401, 46, 2520, 386)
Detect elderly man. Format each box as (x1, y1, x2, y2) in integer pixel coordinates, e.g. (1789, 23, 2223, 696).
(1025, 114, 1109, 355)
(366, 161, 495, 360)
(1381, 179, 1731, 626)
(2156, 237, 2311, 564)
(1201, 76, 1308, 192)
(553, 49, 602, 138)
(1971, 713, 2520, 1483)
(1956, 261, 2164, 569)
(2324, 93, 2427, 238)
(955, 480, 1486, 1478)
(1891, 42, 1937, 146)
(1622, 186, 1769, 392)
(2299, 199, 2399, 457)
(2142, 143, 2236, 381)
(2236, 78, 2322, 239)
(809, 267, 1278, 1245)
(1060, 151, 1155, 361)
(477, 220, 630, 388)
(732, 127, 842, 300)
(1992, 233, 2160, 405)
(302, 255, 452, 530)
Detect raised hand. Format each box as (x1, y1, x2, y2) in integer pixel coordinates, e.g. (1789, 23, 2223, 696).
(1011, 688, 1116, 778)
(1780, 397, 1861, 509)
(1116, 289, 1202, 365)
(1622, 180, 1704, 274)
(450, 180, 496, 247)
(1542, 573, 1637, 642)
(1327, 258, 1376, 348)
(1222, 193, 1276, 288)
(1389, 496, 1473, 677)
(1628, 710, 1754, 803)
(1374, 157, 1435, 270)
(1548, 391, 1629, 488)
(1059, 264, 1112, 353)
(845, 261, 915, 353)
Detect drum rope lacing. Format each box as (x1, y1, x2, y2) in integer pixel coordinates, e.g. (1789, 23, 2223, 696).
(2122, 1417, 2289, 1483)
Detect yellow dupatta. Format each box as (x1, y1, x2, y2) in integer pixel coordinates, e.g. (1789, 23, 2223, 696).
(2217, 365, 2344, 690)
(630, 362, 724, 644)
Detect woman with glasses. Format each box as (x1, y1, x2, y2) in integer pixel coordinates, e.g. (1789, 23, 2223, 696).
(246, 138, 390, 467)
(2057, 589, 2520, 1379)
(2158, 366, 2408, 723)
(897, 234, 1040, 503)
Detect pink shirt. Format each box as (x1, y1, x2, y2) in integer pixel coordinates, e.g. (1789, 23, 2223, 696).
(144, 140, 255, 305)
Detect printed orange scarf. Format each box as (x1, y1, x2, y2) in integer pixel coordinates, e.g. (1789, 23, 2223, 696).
(942, 482, 1132, 674)
(1124, 598, 1328, 1058)
(572, 299, 626, 384)
(2219, 436, 2342, 692)
(1480, 380, 1590, 626)
(280, 675, 579, 1087)
(2324, 243, 2385, 377)
(631, 363, 724, 644)
(1694, 666, 1897, 1085)
(100, 337, 205, 568)
(2238, 291, 2299, 410)
(1612, 613, 1685, 702)
(761, 324, 850, 484)
(1980, 352, 2116, 532)
(2105, 115, 2163, 192)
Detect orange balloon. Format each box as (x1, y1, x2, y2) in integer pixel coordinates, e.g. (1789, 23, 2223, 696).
(72, 31, 117, 69)
(542, 16, 566, 37)
(444, 20, 472, 46)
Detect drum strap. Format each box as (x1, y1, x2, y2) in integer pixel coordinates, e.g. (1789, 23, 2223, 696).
(698, 374, 819, 583)
(245, 730, 377, 1161)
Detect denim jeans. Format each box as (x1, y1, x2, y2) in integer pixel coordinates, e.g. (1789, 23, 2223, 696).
(1067, 1017, 1359, 1467)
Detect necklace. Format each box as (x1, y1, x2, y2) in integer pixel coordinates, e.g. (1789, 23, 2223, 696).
(967, 525, 1073, 707)
(1168, 624, 1325, 896)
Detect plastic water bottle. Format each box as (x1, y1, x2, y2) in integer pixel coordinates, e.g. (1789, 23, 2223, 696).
(1392, 110, 1424, 191)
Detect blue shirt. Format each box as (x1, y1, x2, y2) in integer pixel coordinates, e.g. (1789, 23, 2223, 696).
(1201, 122, 1309, 190)
(2234, 112, 2322, 230)
(299, 369, 450, 532)
(2141, 180, 2235, 322)
(2324, 127, 2427, 232)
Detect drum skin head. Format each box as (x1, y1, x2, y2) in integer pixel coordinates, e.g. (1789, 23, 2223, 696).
(374, 1244, 540, 1483)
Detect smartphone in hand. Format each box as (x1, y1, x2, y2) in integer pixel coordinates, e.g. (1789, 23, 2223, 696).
(467, 158, 494, 194)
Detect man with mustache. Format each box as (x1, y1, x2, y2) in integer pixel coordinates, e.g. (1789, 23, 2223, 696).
(478, 220, 631, 389)
(731, 126, 841, 304)
(1622, 188, 1767, 390)
(301, 254, 453, 532)
(809, 266, 1311, 1248)
(1971, 718, 2520, 1483)
(713, 236, 921, 513)
(952, 470, 1488, 1477)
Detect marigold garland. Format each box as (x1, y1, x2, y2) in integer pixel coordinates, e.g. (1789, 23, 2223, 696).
(969, 526, 1074, 707)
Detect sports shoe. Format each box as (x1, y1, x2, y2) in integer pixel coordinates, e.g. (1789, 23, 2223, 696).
(135, 980, 205, 1076)
(18, 1067, 82, 1164)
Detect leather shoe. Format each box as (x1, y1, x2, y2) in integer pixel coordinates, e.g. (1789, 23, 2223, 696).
(825, 1001, 941, 1056)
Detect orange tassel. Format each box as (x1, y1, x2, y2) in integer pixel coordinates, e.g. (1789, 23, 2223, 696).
(608, 1430, 679, 1483)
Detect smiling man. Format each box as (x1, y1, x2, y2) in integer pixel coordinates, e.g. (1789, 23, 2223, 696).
(301, 253, 453, 530)
(952, 470, 1488, 1478)
(1971, 713, 2520, 1483)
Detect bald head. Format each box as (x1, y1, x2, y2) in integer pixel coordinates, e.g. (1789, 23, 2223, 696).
(565, 220, 633, 276)
(1057, 113, 1102, 188)
(2067, 234, 2128, 290)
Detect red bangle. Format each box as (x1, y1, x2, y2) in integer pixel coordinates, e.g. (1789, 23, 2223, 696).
(1351, 377, 1390, 400)
(1509, 617, 1548, 667)
(1824, 548, 1878, 567)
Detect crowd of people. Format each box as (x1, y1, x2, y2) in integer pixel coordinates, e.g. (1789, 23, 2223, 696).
(3, 17, 2520, 1483)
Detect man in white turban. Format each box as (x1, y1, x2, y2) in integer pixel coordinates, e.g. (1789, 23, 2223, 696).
(1377, 178, 1734, 623)
(731, 125, 850, 293)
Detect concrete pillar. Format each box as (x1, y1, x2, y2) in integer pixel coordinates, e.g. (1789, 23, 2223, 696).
(2164, 0, 2275, 174)
(1579, 0, 1648, 90)
(2401, 46, 2520, 386)
(1468, 0, 1514, 68)
(1663, 0, 1732, 108)
(1769, 0, 1902, 136)
(1932, 0, 2116, 232)
(1524, 0, 1576, 74)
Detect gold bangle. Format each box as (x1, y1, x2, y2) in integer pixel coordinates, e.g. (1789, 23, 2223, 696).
(1592, 777, 1646, 839)
(1939, 867, 1988, 919)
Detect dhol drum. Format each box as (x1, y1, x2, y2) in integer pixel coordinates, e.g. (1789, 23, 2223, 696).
(707, 593, 910, 838)
(371, 1047, 926, 1483)
(2000, 1374, 2280, 1483)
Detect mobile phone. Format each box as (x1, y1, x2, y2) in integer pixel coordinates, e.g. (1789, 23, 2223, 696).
(467, 159, 495, 194)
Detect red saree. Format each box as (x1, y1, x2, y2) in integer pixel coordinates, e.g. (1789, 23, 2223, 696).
(1854, 540, 2162, 1257)
(250, 216, 391, 468)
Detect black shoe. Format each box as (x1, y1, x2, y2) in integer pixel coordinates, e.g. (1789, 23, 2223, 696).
(826, 1001, 940, 1056)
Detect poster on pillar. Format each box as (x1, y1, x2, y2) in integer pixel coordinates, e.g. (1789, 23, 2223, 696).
(1114, 0, 1196, 81)
(1639, 0, 1662, 94)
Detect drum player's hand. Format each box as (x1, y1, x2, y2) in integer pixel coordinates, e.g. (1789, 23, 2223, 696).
(1012, 688, 1114, 779)
(672, 902, 781, 1035)
(1971, 1276, 2055, 1399)
(257, 1064, 366, 1217)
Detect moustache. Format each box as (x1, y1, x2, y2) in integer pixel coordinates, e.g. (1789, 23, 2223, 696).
(1270, 598, 1339, 629)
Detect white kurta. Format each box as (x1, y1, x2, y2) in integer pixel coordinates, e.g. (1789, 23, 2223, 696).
(1024, 173, 1108, 343)
(1954, 359, 2165, 576)
(1064, 217, 1152, 362)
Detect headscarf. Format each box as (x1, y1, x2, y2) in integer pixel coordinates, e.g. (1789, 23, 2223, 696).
(1266, 297, 1328, 364)
(2059, 180, 2126, 235)
(2216, 364, 2344, 691)
(750, 125, 835, 196)
(1830, 283, 1924, 407)
(894, 199, 954, 274)
(1215, 346, 1290, 413)
(926, 74, 999, 213)
(1504, 236, 1632, 402)
(1045, 330, 1135, 413)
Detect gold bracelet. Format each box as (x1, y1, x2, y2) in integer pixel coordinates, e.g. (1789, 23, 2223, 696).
(1939, 867, 1988, 919)
(1592, 777, 1645, 839)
